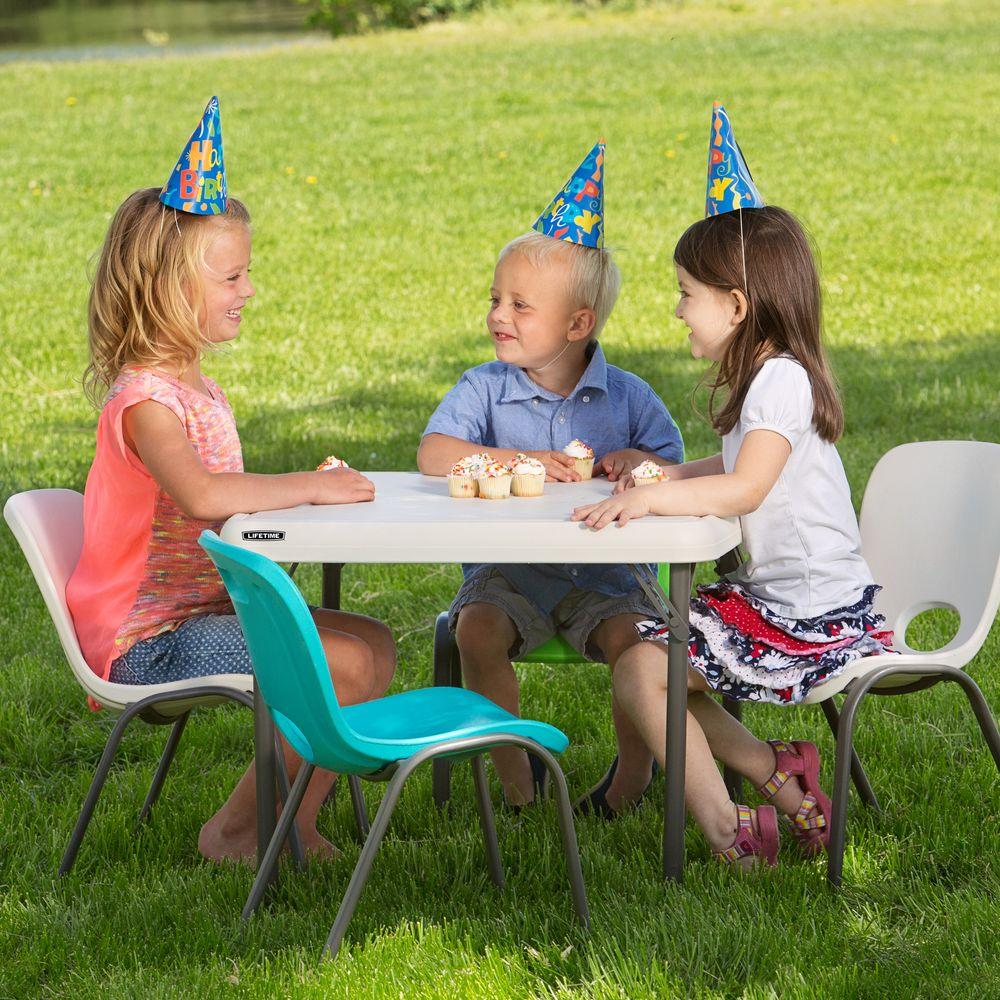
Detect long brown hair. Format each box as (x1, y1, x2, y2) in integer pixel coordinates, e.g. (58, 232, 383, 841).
(673, 206, 843, 442)
(84, 187, 251, 406)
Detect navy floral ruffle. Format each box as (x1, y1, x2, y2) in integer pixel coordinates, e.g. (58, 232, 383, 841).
(635, 582, 896, 705)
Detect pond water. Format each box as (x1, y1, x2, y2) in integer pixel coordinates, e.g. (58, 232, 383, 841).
(0, 0, 321, 60)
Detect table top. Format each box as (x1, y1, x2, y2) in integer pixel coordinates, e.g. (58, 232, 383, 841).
(220, 472, 742, 564)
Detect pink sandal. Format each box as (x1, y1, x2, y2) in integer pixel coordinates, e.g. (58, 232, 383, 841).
(758, 740, 832, 857)
(713, 804, 780, 868)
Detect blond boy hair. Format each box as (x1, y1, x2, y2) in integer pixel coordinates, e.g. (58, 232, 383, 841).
(498, 232, 622, 338)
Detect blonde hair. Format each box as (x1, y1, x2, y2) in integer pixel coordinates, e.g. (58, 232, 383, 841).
(498, 232, 622, 338)
(84, 187, 251, 406)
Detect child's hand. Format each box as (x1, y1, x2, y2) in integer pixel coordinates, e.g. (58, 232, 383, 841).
(612, 473, 636, 494)
(526, 450, 581, 483)
(597, 449, 643, 481)
(571, 489, 651, 530)
(312, 468, 376, 505)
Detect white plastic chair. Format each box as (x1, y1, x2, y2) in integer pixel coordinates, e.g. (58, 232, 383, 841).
(3, 488, 301, 875)
(801, 441, 1000, 885)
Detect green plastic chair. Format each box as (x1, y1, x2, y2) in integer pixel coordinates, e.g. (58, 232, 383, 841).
(431, 562, 672, 806)
(198, 530, 589, 959)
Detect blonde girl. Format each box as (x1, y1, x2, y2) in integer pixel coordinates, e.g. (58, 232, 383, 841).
(68, 188, 396, 862)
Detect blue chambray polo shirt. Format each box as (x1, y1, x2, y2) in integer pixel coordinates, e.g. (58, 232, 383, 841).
(422, 343, 684, 614)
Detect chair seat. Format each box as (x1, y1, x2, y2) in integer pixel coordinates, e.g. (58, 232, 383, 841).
(801, 649, 962, 704)
(338, 686, 569, 765)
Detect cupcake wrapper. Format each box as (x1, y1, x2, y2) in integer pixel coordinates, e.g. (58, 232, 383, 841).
(572, 457, 594, 480)
(512, 473, 545, 497)
(478, 475, 512, 499)
(633, 476, 664, 487)
(448, 476, 478, 498)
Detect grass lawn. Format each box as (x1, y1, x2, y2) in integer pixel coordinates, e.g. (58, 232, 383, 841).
(1, 0, 998, 995)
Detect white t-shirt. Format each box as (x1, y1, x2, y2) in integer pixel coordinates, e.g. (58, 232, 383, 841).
(721, 357, 874, 618)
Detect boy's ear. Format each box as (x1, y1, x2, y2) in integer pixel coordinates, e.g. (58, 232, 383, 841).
(568, 307, 597, 342)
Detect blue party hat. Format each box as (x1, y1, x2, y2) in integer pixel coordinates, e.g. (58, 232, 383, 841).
(532, 141, 605, 248)
(160, 96, 227, 215)
(705, 102, 763, 217)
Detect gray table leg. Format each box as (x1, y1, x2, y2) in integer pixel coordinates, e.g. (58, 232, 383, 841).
(663, 563, 693, 881)
(254, 679, 278, 884)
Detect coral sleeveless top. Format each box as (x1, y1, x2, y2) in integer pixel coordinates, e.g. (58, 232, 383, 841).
(67, 367, 243, 679)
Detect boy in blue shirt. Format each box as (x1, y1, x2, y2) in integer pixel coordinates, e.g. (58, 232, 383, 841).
(418, 146, 683, 815)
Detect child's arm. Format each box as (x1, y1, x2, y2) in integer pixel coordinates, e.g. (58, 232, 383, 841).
(573, 431, 790, 529)
(611, 452, 725, 492)
(417, 433, 581, 482)
(125, 401, 375, 521)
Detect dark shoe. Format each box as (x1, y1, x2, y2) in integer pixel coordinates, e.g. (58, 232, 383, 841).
(574, 755, 658, 820)
(502, 751, 549, 814)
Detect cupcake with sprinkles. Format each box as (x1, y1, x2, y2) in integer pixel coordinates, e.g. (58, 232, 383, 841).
(563, 439, 595, 480)
(631, 459, 669, 487)
(448, 455, 482, 498)
(317, 454, 350, 471)
(510, 453, 546, 497)
(477, 458, 513, 499)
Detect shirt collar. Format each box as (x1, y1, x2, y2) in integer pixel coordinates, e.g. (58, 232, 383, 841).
(499, 342, 609, 403)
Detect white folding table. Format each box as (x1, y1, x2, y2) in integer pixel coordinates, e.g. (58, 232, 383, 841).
(221, 471, 741, 881)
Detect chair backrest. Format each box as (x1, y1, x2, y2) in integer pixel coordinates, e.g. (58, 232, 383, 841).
(859, 441, 1000, 663)
(199, 531, 382, 772)
(3, 489, 98, 689)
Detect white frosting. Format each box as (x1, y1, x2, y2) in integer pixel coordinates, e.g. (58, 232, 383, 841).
(632, 459, 666, 480)
(511, 453, 545, 476)
(563, 439, 594, 459)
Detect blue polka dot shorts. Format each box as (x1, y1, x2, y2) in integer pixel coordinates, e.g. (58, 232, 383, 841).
(108, 614, 254, 685)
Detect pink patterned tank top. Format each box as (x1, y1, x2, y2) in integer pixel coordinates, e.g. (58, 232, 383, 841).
(67, 367, 244, 679)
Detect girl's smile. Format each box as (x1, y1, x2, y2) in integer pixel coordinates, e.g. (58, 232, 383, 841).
(200, 224, 255, 343)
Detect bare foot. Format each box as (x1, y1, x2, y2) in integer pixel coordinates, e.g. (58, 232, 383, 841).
(198, 815, 343, 865)
(198, 812, 258, 864)
(297, 828, 342, 862)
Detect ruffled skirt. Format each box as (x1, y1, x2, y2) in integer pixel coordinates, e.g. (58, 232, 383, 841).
(635, 582, 895, 705)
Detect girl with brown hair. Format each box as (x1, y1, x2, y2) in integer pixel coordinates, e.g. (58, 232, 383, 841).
(572, 204, 895, 867)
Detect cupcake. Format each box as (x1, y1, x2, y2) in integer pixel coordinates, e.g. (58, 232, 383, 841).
(316, 454, 350, 471)
(448, 456, 481, 498)
(563, 439, 595, 480)
(632, 459, 669, 487)
(510, 453, 546, 497)
(477, 459, 513, 500)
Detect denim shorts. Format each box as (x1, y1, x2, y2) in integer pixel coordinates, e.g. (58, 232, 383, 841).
(108, 614, 254, 685)
(449, 567, 660, 661)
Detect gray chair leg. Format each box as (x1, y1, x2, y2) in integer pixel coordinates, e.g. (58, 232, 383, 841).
(324, 760, 417, 959)
(531, 743, 590, 930)
(471, 755, 505, 889)
(137, 712, 190, 825)
(60, 700, 149, 876)
(274, 743, 306, 872)
(432, 612, 461, 809)
(348, 775, 370, 839)
(243, 762, 315, 920)
(947, 669, 1000, 771)
(721, 698, 744, 801)
(59, 686, 253, 878)
(820, 697, 880, 813)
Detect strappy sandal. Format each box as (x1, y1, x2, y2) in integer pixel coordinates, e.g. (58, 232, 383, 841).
(713, 804, 780, 868)
(758, 739, 832, 857)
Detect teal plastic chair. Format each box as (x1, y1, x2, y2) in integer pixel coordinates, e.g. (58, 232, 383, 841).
(431, 562, 673, 806)
(199, 531, 589, 959)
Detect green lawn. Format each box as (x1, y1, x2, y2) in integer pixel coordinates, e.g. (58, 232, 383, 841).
(1, 1, 999, 996)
